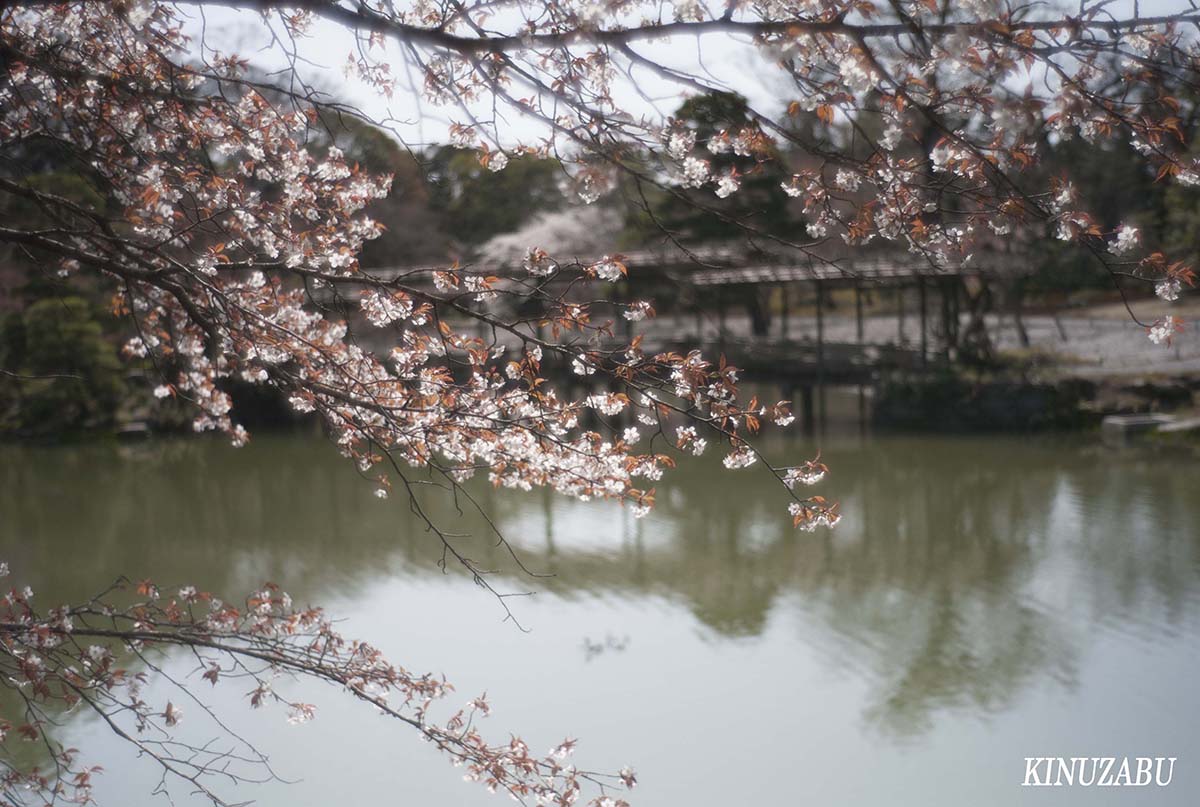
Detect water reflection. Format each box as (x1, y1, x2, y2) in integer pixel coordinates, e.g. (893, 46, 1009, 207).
(3, 432, 1198, 747)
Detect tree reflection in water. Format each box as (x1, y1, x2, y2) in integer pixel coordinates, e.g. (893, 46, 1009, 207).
(2, 432, 1198, 746)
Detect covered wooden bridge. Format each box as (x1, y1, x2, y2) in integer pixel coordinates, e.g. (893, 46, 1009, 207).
(366, 245, 1030, 429)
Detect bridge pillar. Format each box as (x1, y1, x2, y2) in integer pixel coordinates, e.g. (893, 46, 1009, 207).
(856, 283, 866, 430)
(855, 283, 864, 345)
(780, 283, 790, 340)
(919, 276, 928, 368)
(815, 280, 826, 429)
(940, 277, 953, 360)
(717, 293, 727, 350)
(800, 384, 815, 436)
(815, 280, 825, 372)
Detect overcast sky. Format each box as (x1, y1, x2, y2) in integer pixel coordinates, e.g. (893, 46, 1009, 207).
(181, 0, 1193, 151)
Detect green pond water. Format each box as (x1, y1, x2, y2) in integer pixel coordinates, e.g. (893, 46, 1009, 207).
(2, 428, 1198, 806)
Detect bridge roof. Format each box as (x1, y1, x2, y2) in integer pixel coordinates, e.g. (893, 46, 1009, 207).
(367, 244, 1027, 286)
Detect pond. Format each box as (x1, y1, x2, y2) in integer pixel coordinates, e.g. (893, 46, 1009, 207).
(2, 428, 1199, 806)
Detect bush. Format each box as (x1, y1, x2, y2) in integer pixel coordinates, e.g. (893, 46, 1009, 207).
(0, 296, 125, 437)
(873, 370, 1096, 432)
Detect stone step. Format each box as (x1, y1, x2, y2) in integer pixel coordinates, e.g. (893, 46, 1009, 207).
(1101, 413, 1175, 437)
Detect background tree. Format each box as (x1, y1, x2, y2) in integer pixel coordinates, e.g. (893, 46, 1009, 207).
(649, 91, 794, 243)
(3, 0, 1200, 804)
(329, 118, 452, 266)
(634, 92, 796, 335)
(0, 135, 129, 435)
(425, 146, 568, 249)
(0, 297, 125, 436)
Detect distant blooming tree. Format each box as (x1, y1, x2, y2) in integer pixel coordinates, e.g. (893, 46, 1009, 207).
(1, 0, 1198, 803)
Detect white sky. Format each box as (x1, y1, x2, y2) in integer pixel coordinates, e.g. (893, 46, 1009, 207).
(185, 5, 782, 149)
(180, 0, 1193, 151)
